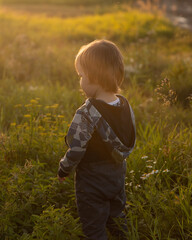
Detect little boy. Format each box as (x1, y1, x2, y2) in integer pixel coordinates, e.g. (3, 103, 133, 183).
(57, 39, 136, 240)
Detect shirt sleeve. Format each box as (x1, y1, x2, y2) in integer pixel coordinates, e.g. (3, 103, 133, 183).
(57, 109, 94, 177)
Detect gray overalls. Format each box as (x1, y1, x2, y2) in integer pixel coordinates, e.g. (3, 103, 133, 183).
(58, 95, 136, 240)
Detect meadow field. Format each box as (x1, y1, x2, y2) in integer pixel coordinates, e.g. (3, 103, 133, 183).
(0, 0, 192, 239)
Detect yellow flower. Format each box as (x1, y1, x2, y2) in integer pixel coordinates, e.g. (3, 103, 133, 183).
(38, 126, 46, 132)
(10, 122, 16, 127)
(25, 104, 32, 108)
(24, 114, 31, 118)
(30, 99, 38, 104)
(44, 117, 51, 121)
(58, 115, 64, 118)
(50, 104, 59, 109)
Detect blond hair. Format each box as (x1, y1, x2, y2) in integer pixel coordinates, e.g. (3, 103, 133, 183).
(75, 39, 124, 93)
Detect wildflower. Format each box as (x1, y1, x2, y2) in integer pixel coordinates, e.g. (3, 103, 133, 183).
(25, 104, 32, 108)
(140, 176, 147, 180)
(10, 122, 16, 126)
(141, 173, 150, 180)
(163, 169, 170, 173)
(129, 170, 134, 174)
(50, 104, 59, 109)
(140, 173, 149, 180)
(44, 117, 51, 121)
(155, 78, 177, 106)
(141, 156, 148, 159)
(140, 169, 159, 180)
(134, 184, 141, 190)
(146, 165, 153, 168)
(24, 114, 31, 118)
(125, 182, 132, 186)
(151, 170, 159, 174)
(30, 99, 38, 104)
(58, 115, 64, 118)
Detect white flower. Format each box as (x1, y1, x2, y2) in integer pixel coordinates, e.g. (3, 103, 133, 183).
(134, 185, 141, 190)
(163, 169, 170, 173)
(140, 176, 147, 180)
(126, 182, 133, 186)
(146, 165, 153, 168)
(151, 170, 159, 174)
(141, 156, 148, 159)
(140, 173, 150, 180)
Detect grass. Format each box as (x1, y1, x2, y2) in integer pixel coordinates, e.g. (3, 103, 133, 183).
(0, 2, 192, 239)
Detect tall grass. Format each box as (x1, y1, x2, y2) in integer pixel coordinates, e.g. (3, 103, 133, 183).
(0, 6, 191, 106)
(0, 77, 192, 239)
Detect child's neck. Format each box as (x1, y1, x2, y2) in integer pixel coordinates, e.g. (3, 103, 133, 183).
(94, 89, 118, 103)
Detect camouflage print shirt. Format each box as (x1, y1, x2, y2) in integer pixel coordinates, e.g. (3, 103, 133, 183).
(58, 95, 136, 178)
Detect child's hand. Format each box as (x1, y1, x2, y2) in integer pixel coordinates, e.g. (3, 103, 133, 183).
(57, 174, 65, 182)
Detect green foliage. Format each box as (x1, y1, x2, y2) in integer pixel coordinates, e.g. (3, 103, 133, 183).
(125, 121, 192, 239)
(21, 206, 83, 240)
(0, 159, 79, 239)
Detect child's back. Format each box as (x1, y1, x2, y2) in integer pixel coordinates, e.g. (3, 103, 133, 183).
(75, 95, 135, 197)
(57, 39, 136, 240)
